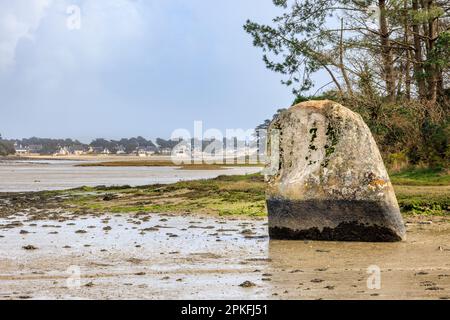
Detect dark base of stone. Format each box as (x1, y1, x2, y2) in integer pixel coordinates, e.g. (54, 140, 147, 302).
(267, 199, 405, 242)
(269, 222, 402, 242)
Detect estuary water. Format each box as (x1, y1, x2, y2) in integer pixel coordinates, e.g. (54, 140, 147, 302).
(0, 160, 262, 192)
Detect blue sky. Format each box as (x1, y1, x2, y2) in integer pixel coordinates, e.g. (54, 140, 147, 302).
(0, 0, 322, 142)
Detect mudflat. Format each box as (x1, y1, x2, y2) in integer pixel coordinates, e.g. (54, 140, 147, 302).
(0, 166, 448, 299)
(0, 211, 448, 300)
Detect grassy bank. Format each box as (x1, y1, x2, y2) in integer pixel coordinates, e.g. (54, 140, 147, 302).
(390, 167, 449, 186)
(64, 174, 267, 217)
(53, 168, 449, 217)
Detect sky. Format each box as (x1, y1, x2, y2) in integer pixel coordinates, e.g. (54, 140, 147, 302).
(0, 0, 324, 142)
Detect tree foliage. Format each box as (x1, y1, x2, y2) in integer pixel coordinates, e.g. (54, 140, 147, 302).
(245, 0, 450, 103)
(246, 0, 450, 167)
(0, 134, 15, 156)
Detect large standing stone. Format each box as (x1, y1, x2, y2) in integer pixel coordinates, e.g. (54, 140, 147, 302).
(265, 100, 406, 242)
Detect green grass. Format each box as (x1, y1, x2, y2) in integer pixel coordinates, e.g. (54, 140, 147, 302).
(394, 185, 449, 215)
(63, 173, 267, 217)
(390, 167, 449, 186)
(58, 168, 448, 217)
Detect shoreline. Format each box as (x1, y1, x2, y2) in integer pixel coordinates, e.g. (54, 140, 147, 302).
(0, 173, 448, 218)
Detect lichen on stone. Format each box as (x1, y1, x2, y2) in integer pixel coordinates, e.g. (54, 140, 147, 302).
(308, 124, 318, 152)
(321, 120, 340, 168)
(265, 100, 405, 242)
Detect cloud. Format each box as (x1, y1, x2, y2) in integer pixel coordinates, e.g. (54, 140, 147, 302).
(0, 0, 295, 141)
(0, 0, 51, 71)
(0, 0, 147, 74)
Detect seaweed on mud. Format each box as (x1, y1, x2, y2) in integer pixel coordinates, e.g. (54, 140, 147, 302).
(269, 222, 403, 242)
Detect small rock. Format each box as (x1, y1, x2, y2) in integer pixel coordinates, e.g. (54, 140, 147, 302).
(239, 281, 256, 288)
(290, 269, 303, 273)
(141, 227, 159, 232)
(22, 245, 38, 250)
(103, 194, 117, 201)
(316, 267, 328, 271)
(311, 279, 324, 283)
(426, 286, 443, 291)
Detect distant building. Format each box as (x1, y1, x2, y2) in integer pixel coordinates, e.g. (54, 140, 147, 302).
(70, 147, 87, 155)
(53, 145, 88, 156)
(137, 147, 156, 157)
(90, 147, 111, 154)
(54, 147, 69, 156)
(116, 146, 126, 155)
(14, 143, 28, 155)
(28, 145, 43, 153)
(158, 147, 172, 155)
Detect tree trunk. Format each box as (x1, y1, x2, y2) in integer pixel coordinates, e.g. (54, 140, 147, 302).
(339, 18, 353, 96)
(404, 0, 411, 100)
(412, 0, 427, 100)
(425, 0, 438, 104)
(378, 0, 396, 102)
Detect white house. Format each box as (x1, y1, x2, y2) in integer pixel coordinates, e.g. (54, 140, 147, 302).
(14, 143, 28, 155)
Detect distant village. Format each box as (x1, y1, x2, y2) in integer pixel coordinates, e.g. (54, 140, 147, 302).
(1, 117, 271, 158)
(11, 137, 180, 157)
(8, 136, 261, 158)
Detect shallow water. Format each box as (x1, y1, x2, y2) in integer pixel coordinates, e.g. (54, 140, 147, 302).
(0, 213, 448, 300)
(0, 160, 262, 192)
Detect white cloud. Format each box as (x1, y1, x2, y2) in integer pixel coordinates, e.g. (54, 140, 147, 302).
(0, 0, 294, 141)
(0, 0, 148, 73)
(0, 0, 51, 71)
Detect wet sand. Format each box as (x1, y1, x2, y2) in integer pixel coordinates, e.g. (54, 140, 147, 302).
(0, 211, 448, 300)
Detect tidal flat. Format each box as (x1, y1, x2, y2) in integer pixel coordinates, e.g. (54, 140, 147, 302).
(0, 211, 448, 299)
(0, 167, 448, 299)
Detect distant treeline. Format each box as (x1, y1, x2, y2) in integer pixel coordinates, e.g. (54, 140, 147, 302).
(0, 135, 256, 155)
(0, 134, 15, 156)
(0, 135, 180, 155)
